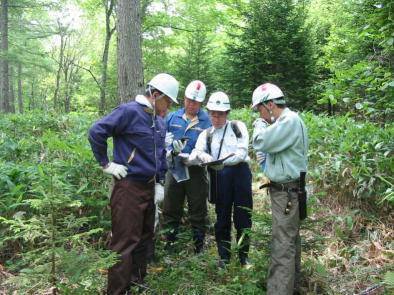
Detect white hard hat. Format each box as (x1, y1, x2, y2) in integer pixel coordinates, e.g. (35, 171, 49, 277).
(185, 80, 207, 102)
(148, 73, 179, 103)
(206, 91, 231, 112)
(251, 83, 285, 108)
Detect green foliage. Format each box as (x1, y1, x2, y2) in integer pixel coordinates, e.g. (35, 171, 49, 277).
(225, 0, 314, 108)
(0, 112, 115, 293)
(148, 199, 271, 294)
(308, 0, 394, 121)
(384, 271, 394, 289)
(303, 112, 394, 207)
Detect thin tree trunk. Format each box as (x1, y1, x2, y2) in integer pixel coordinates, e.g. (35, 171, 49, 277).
(9, 65, 15, 112)
(116, 0, 144, 102)
(53, 31, 65, 111)
(1, 0, 10, 112)
(17, 62, 23, 113)
(100, 0, 115, 114)
(29, 80, 35, 110)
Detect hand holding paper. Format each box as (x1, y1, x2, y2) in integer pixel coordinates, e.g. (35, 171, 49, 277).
(198, 152, 214, 163)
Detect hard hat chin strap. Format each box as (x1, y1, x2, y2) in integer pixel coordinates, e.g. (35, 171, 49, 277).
(262, 104, 276, 123)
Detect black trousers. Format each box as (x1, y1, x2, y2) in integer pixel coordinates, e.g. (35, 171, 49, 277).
(214, 163, 253, 261)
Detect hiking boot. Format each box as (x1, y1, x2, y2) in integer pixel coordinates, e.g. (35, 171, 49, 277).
(240, 257, 252, 269)
(217, 258, 229, 269)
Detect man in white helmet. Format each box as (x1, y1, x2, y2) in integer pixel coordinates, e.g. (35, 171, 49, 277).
(190, 91, 253, 267)
(251, 83, 308, 295)
(162, 80, 211, 254)
(88, 73, 179, 295)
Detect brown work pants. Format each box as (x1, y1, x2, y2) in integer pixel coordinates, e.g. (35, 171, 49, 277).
(107, 178, 155, 295)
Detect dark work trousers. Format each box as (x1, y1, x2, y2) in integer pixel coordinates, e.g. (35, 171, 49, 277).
(107, 178, 155, 295)
(214, 162, 253, 262)
(162, 166, 209, 242)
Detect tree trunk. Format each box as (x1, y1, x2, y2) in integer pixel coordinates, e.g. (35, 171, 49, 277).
(53, 30, 65, 111)
(100, 0, 115, 114)
(116, 0, 144, 102)
(0, 0, 10, 112)
(29, 80, 35, 110)
(9, 65, 15, 112)
(17, 62, 23, 113)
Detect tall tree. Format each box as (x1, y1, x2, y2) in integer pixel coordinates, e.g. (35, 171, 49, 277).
(9, 64, 15, 112)
(62, 37, 81, 113)
(100, 0, 115, 113)
(53, 22, 68, 111)
(17, 62, 23, 113)
(116, 0, 144, 102)
(0, 0, 10, 112)
(176, 29, 213, 90)
(226, 0, 314, 108)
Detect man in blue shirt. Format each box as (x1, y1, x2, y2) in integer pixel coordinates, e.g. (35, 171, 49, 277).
(88, 73, 179, 295)
(162, 80, 211, 253)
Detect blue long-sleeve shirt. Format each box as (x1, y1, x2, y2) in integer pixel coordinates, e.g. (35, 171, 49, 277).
(166, 108, 211, 154)
(88, 99, 167, 182)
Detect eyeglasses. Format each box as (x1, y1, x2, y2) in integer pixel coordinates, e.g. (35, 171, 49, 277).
(209, 111, 226, 118)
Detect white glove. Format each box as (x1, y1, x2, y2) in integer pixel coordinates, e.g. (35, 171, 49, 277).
(184, 153, 200, 166)
(154, 183, 164, 204)
(172, 140, 186, 154)
(103, 162, 128, 179)
(165, 132, 174, 148)
(197, 152, 214, 163)
(256, 151, 266, 165)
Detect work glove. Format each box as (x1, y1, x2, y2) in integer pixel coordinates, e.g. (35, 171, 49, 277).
(165, 132, 174, 148)
(103, 162, 128, 180)
(256, 151, 266, 165)
(154, 183, 165, 204)
(172, 139, 186, 155)
(197, 152, 214, 164)
(183, 153, 200, 166)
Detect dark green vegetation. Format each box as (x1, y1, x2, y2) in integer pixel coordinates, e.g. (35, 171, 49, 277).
(0, 110, 392, 293)
(1, 0, 393, 118)
(1, 0, 393, 293)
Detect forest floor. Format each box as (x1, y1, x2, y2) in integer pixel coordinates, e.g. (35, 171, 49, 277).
(0, 179, 393, 294)
(144, 178, 394, 294)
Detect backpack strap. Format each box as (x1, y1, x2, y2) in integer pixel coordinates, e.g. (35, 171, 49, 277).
(231, 120, 242, 138)
(206, 126, 213, 154)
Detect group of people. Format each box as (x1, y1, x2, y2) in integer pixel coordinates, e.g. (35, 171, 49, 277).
(88, 73, 309, 295)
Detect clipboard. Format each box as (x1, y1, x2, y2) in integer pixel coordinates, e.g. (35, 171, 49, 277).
(168, 154, 190, 182)
(200, 153, 235, 167)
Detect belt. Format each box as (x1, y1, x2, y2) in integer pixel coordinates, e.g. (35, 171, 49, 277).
(121, 175, 156, 183)
(260, 180, 299, 191)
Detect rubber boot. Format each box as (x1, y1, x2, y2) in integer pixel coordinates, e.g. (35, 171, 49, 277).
(193, 230, 205, 254)
(164, 227, 178, 252)
(237, 230, 250, 265)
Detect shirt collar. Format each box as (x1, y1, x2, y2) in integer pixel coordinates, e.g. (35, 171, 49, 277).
(278, 107, 290, 120)
(213, 120, 229, 132)
(135, 95, 153, 109)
